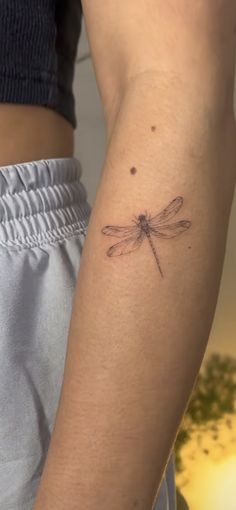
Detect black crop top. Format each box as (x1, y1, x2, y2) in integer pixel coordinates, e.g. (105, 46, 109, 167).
(0, 1, 83, 129)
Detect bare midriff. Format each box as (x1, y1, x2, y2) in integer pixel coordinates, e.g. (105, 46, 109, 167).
(0, 104, 74, 167)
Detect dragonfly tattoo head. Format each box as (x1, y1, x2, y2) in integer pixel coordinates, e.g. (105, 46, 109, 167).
(101, 196, 192, 278)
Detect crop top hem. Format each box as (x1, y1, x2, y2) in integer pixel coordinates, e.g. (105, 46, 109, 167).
(0, 70, 76, 129)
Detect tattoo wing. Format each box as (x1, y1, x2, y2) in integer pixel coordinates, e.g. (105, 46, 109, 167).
(150, 220, 191, 238)
(102, 224, 138, 238)
(106, 231, 145, 257)
(149, 196, 183, 226)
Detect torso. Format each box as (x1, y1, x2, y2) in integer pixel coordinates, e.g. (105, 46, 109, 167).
(0, 0, 83, 167)
(0, 104, 74, 167)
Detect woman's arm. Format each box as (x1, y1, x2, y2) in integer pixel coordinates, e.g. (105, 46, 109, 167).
(33, 2, 236, 509)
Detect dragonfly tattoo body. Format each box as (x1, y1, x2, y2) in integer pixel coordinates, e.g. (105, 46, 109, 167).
(101, 196, 191, 277)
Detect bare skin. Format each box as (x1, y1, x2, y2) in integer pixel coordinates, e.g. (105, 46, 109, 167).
(24, 1, 235, 509)
(0, 104, 74, 166)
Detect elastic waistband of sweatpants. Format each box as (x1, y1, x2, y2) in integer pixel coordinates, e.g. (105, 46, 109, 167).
(0, 157, 91, 251)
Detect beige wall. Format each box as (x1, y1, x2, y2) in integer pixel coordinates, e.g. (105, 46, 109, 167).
(74, 21, 236, 360)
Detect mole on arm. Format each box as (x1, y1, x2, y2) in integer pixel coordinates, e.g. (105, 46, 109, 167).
(151, 125, 156, 131)
(130, 166, 137, 175)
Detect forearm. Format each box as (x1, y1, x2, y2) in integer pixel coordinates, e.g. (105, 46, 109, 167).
(33, 58, 236, 510)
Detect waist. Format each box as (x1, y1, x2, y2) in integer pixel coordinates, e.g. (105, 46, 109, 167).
(0, 104, 74, 166)
(0, 157, 91, 251)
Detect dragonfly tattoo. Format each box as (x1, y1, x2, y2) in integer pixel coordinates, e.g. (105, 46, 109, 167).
(101, 196, 191, 277)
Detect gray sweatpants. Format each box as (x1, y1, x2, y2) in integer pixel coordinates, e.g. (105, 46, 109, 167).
(0, 157, 176, 510)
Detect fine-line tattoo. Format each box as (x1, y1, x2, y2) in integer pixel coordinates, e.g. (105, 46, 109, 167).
(101, 196, 191, 277)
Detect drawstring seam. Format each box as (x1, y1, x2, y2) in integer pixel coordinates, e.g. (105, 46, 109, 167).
(0, 221, 87, 252)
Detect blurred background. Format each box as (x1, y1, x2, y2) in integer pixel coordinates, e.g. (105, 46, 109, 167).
(73, 21, 236, 510)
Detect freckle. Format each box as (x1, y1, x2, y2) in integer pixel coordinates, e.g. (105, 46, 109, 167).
(151, 125, 156, 131)
(188, 245, 192, 249)
(130, 167, 137, 175)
